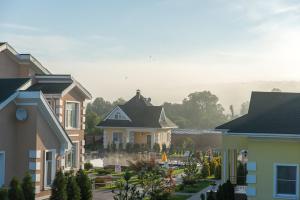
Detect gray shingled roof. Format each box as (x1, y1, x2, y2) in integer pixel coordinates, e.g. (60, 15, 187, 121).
(98, 92, 177, 128)
(0, 78, 31, 103)
(216, 91, 300, 134)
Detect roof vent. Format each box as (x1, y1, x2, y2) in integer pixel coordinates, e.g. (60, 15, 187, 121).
(16, 108, 28, 121)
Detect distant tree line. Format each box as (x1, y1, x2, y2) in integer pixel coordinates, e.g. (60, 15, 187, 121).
(85, 91, 251, 134)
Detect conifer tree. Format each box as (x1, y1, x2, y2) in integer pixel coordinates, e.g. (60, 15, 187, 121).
(50, 171, 67, 200)
(8, 177, 24, 200)
(76, 169, 92, 200)
(22, 172, 35, 200)
(67, 176, 81, 200)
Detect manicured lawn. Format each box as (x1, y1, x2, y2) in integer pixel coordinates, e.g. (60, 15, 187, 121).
(170, 194, 192, 200)
(175, 180, 211, 193)
(173, 168, 184, 175)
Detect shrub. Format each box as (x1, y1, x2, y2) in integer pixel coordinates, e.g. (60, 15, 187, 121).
(50, 171, 67, 200)
(96, 168, 113, 175)
(133, 143, 141, 153)
(168, 144, 175, 155)
(214, 165, 221, 180)
(200, 193, 205, 200)
(125, 143, 133, 153)
(8, 177, 24, 200)
(22, 172, 35, 200)
(84, 162, 93, 170)
(153, 143, 160, 153)
(237, 161, 247, 185)
(201, 161, 210, 178)
(111, 143, 117, 152)
(216, 180, 234, 200)
(182, 155, 199, 185)
(0, 187, 8, 200)
(67, 176, 81, 200)
(162, 143, 167, 153)
(207, 191, 215, 200)
(76, 169, 92, 200)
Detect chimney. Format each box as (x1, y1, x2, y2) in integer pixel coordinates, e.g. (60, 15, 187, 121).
(136, 89, 141, 98)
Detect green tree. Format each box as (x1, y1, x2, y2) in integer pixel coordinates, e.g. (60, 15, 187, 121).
(8, 177, 24, 200)
(182, 155, 199, 185)
(201, 160, 210, 178)
(0, 187, 8, 200)
(164, 91, 227, 129)
(67, 176, 81, 200)
(153, 143, 160, 153)
(22, 172, 35, 200)
(113, 171, 144, 200)
(76, 169, 92, 200)
(50, 171, 67, 200)
(85, 111, 101, 135)
(240, 101, 250, 116)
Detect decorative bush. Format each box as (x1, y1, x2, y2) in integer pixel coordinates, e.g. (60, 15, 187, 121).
(22, 172, 35, 200)
(162, 143, 167, 153)
(125, 143, 133, 153)
(84, 162, 93, 171)
(133, 143, 141, 153)
(76, 169, 92, 200)
(215, 180, 234, 200)
(8, 177, 24, 200)
(50, 171, 67, 200)
(214, 165, 221, 180)
(200, 193, 205, 200)
(182, 155, 200, 185)
(153, 143, 160, 153)
(201, 160, 210, 178)
(0, 187, 8, 200)
(67, 176, 81, 200)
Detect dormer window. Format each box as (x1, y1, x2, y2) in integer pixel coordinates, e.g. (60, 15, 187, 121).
(115, 112, 121, 120)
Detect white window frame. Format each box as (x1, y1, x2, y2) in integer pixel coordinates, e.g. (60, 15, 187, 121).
(64, 101, 81, 130)
(112, 132, 123, 144)
(273, 163, 299, 199)
(0, 151, 5, 187)
(65, 141, 80, 170)
(44, 149, 56, 190)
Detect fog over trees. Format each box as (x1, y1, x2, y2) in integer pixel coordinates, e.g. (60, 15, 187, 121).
(85, 91, 250, 134)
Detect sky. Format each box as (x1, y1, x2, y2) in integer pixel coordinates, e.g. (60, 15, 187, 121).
(1, 0, 300, 109)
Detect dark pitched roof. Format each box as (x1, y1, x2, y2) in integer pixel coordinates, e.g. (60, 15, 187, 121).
(98, 91, 177, 128)
(27, 82, 73, 94)
(0, 78, 31, 103)
(216, 91, 300, 134)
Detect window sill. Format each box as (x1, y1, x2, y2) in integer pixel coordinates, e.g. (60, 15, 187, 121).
(65, 127, 81, 131)
(274, 194, 297, 199)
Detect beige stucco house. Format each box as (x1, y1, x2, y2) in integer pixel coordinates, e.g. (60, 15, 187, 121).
(0, 42, 91, 199)
(98, 90, 177, 150)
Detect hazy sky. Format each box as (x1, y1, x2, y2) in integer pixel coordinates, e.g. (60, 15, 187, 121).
(1, 0, 300, 107)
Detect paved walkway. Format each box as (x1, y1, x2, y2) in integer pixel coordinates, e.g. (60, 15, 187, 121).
(187, 180, 221, 200)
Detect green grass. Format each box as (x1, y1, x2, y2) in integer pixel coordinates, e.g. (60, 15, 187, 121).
(173, 168, 184, 176)
(175, 181, 211, 193)
(170, 194, 192, 200)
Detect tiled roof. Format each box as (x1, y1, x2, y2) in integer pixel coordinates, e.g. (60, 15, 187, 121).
(216, 91, 300, 134)
(0, 78, 31, 103)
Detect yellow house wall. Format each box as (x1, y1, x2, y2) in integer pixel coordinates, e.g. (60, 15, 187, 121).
(223, 134, 300, 200)
(247, 138, 300, 200)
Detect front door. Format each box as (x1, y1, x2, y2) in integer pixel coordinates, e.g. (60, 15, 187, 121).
(0, 152, 5, 187)
(147, 135, 151, 147)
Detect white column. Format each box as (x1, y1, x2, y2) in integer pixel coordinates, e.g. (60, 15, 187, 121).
(222, 150, 227, 183)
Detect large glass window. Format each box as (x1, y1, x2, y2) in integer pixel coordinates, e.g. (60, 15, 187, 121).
(65, 102, 79, 129)
(65, 143, 78, 169)
(275, 164, 298, 198)
(113, 132, 123, 144)
(44, 150, 55, 188)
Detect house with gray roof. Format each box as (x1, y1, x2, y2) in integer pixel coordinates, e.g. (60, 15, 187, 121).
(98, 90, 177, 150)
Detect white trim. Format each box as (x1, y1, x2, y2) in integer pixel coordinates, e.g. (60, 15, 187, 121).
(273, 163, 299, 199)
(0, 92, 18, 111)
(65, 101, 81, 130)
(44, 149, 56, 189)
(61, 78, 92, 99)
(223, 131, 300, 139)
(103, 106, 132, 121)
(222, 150, 227, 183)
(0, 151, 5, 187)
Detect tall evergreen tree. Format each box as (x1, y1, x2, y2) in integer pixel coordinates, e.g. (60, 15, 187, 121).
(22, 172, 35, 200)
(67, 176, 81, 200)
(76, 169, 92, 200)
(8, 177, 24, 200)
(0, 187, 8, 200)
(50, 171, 67, 200)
